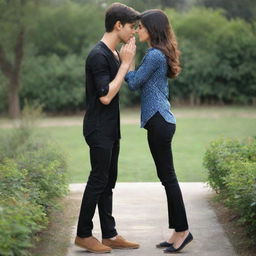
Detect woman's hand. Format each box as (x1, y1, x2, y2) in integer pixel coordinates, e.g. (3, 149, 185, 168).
(119, 37, 136, 67)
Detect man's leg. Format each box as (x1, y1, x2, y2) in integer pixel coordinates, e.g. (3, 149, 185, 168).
(98, 139, 140, 249)
(98, 139, 119, 238)
(77, 134, 114, 238)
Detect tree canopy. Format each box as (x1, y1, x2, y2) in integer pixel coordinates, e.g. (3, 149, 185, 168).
(0, 0, 255, 117)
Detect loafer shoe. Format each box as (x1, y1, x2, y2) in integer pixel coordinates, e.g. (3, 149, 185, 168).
(102, 235, 139, 249)
(75, 236, 112, 253)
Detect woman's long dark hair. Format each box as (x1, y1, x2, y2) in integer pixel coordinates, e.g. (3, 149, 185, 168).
(140, 10, 181, 78)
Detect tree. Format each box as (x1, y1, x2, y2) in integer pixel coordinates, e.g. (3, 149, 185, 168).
(197, 0, 256, 22)
(167, 8, 256, 105)
(0, 0, 40, 119)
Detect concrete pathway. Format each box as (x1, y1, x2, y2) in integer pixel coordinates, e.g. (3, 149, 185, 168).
(67, 182, 237, 256)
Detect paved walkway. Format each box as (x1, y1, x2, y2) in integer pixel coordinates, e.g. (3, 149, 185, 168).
(67, 182, 236, 256)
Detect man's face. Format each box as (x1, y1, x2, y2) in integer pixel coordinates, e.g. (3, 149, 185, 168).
(118, 22, 136, 43)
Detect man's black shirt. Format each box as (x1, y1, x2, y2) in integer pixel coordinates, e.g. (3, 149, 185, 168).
(83, 41, 121, 140)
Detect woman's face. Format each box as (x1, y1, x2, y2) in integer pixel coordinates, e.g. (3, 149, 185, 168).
(137, 21, 150, 43)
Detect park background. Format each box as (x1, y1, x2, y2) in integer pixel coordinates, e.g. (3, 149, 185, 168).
(0, 0, 256, 255)
(0, 0, 255, 183)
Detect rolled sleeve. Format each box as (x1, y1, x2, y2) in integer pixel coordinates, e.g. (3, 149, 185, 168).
(125, 71, 137, 91)
(89, 53, 110, 97)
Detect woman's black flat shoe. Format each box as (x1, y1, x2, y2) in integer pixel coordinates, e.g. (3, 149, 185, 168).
(156, 241, 173, 248)
(163, 232, 193, 253)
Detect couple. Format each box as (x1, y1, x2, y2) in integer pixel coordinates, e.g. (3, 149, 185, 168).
(75, 2, 193, 254)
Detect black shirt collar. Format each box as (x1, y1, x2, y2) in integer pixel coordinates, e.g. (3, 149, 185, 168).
(99, 41, 120, 64)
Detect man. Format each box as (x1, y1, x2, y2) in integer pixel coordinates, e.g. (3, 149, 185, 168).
(75, 3, 140, 254)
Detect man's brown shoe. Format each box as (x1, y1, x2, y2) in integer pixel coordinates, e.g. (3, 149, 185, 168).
(75, 236, 112, 253)
(102, 235, 140, 249)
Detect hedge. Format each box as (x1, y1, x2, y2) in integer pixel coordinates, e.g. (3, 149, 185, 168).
(204, 137, 256, 243)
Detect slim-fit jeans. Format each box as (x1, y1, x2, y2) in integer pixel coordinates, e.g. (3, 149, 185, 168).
(145, 112, 189, 232)
(77, 131, 119, 239)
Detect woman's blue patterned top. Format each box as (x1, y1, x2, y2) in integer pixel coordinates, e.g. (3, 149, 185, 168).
(125, 48, 176, 128)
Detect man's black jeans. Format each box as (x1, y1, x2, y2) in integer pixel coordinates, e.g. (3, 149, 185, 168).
(77, 131, 119, 239)
(145, 112, 189, 232)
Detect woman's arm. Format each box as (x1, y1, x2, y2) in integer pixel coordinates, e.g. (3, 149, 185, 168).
(125, 49, 163, 91)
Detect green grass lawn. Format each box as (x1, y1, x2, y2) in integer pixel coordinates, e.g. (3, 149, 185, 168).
(34, 107, 256, 183)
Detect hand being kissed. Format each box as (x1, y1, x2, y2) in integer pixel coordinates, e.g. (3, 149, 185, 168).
(120, 36, 136, 66)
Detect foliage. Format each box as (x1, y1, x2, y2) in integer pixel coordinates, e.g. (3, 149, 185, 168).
(21, 54, 84, 112)
(16, 139, 68, 209)
(197, 0, 256, 22)
(203, 138, 244, 192)
(169, 8, 256, 105)
(204, 137, 256, 244)
(0, 0, 43, 118)
(0, 195, 47, 256)
(204, 137, 256, 192)
(0, 0, 39, 51)
(0, 105, 68, 255)
(30, 2, 104, 57)
(225, 161, 256, 241)
(1, 1, 256, 114)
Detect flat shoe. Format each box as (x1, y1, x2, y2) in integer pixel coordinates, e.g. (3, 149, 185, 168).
(156, 241, 173, 248)
(164, 232, 193, 253)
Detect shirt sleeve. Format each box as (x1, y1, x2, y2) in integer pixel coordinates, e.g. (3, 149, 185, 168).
(89, 53, 110, 97)
(125, 50, 164, 91)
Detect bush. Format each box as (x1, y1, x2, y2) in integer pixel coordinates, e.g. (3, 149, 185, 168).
(0, 160, 48, 256)
(0, 105, 68, 255)
(203, 138, 244, 192)
(225, 161, 256, 240)
(204, 137, 256, 244)
(0, 159, 27, 199)
(16, 139, 68, 209)
(21, 54, 84, 112)
(0, 197, 46, 256)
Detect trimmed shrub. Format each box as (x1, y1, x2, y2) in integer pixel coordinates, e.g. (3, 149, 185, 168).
(203, 138, 244, 192)
(204, 137, 256, 244)
(225, 161, 256, 240)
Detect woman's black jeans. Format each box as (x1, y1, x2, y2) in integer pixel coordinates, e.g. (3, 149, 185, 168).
(145, 112, 188, 232)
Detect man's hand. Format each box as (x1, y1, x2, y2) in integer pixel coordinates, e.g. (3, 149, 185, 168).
(99, 37, 136, 105)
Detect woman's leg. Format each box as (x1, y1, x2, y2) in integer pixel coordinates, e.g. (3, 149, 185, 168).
(146, 113, 188, 232)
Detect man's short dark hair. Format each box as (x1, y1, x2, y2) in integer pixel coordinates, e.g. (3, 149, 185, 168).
(105, 3, 140, 32)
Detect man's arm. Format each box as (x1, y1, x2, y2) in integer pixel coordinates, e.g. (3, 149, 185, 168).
(99, 38, 136, 105)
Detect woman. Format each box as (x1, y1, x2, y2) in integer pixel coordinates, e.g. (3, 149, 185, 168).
(125, 10, 193, 253)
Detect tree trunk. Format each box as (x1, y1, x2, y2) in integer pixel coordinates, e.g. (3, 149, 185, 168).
(189, 94, 195, 106)
(8, 78, 20, 119)
(0, 26, 25, 119)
